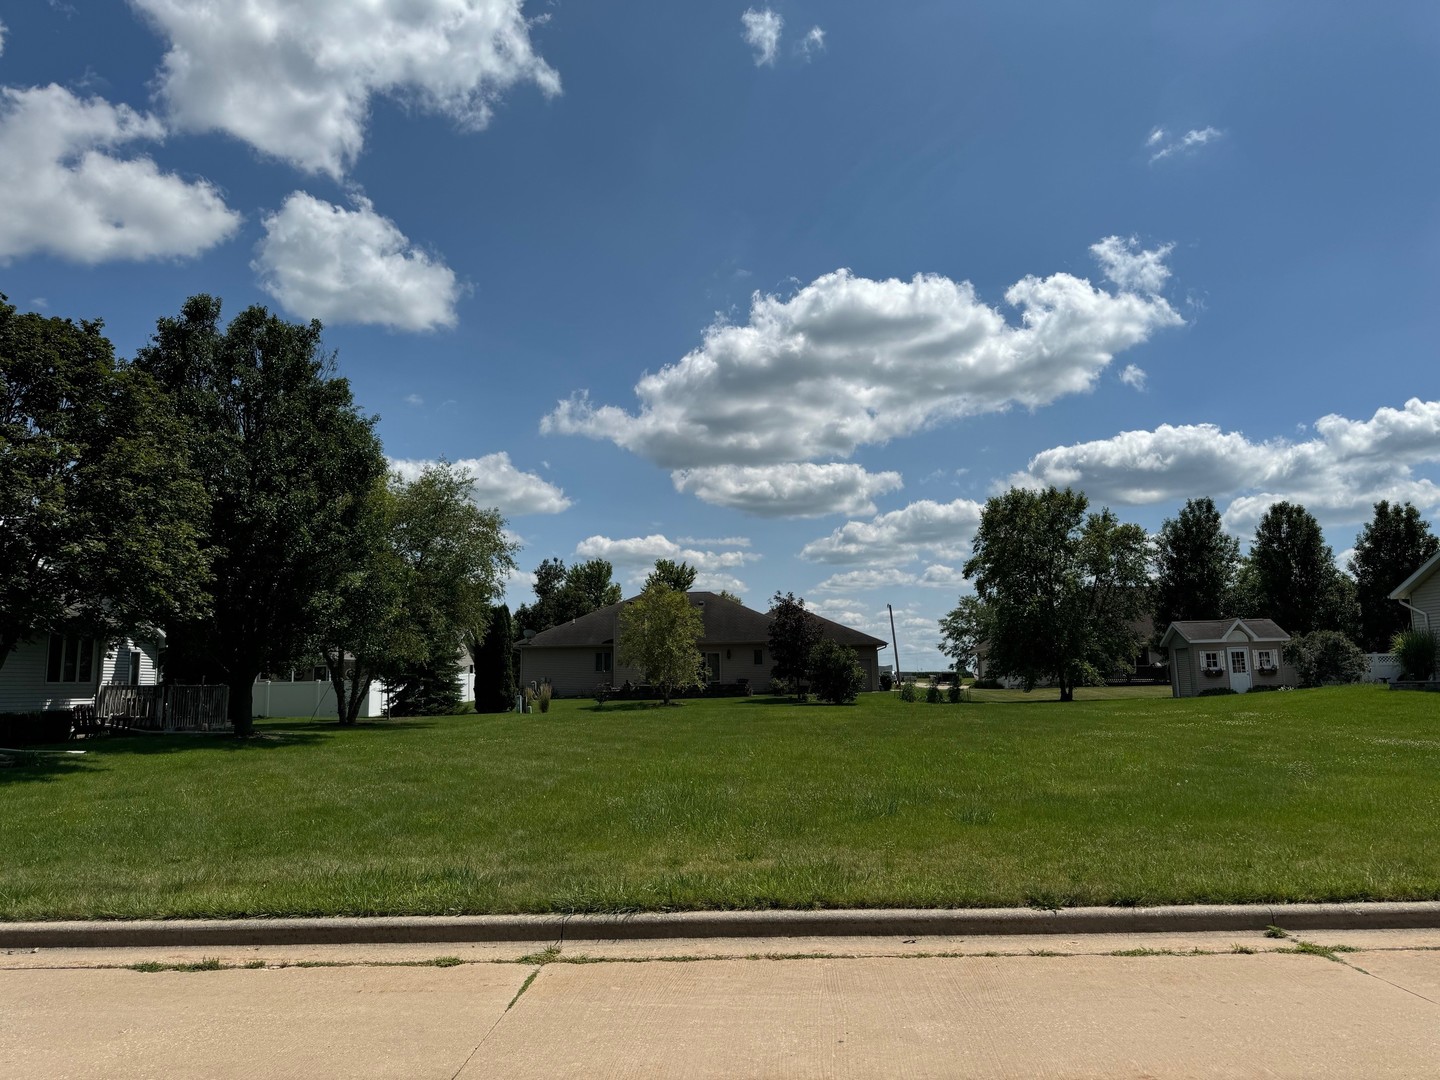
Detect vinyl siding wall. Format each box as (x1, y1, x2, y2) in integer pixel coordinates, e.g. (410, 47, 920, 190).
(1408, 573, 1440, 630)
(0, 636, 160, 713)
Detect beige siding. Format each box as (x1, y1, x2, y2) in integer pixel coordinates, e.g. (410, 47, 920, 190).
(519, 646, 612, 698)
(1410, 573, 1440, 630)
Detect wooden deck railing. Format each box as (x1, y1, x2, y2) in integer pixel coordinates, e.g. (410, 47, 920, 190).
(95, 684, 231, 732)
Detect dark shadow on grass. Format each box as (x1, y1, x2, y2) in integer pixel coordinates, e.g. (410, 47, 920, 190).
(0, 751, 92, 787)
(2, 716, 446, 769)
(588, 701, 691, 713)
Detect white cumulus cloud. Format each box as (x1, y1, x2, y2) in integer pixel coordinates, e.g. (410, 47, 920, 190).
(741, 8, 783, 66)
(1091, 236, 1173, 294)
(254, 193, 460, 331)
(1119, 364, 1147, 391)
(544, 241, 1182, 474)
(574, 533, 761, 593)
(390, 453, 571, 515)
(801, 498, 985, 567)
(0, 84, 239, 263)
(800, 26, 826, 58)
(1010, 398, 1440, 534)
(133, 0, 561, 177)
(671, 463, 903, 517)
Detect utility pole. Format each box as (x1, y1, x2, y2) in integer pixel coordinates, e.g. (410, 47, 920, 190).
(887, 603, 901, 685)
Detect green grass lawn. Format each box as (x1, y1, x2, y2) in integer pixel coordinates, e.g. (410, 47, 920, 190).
(3, 686, 1438, 920)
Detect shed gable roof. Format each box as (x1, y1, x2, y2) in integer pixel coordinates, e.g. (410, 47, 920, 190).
(1158, 618, 1290, 648)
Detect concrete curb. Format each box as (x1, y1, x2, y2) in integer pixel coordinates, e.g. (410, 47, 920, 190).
(5, 902, 1440, 950)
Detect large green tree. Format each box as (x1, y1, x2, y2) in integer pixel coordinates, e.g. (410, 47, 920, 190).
(0, 297, 209, 673)
(1348, 501, 1439, 652)
(1243, 501, 1356, 637)
(963, 487, 1148, 701)
(312, 477, 415, 726)
(768, 592, 822, 698)
(369, 464, 517, 718)
(1151, 497, 1240, 634)
(134, 296, 387, 735)
(616, 584, 705, 704)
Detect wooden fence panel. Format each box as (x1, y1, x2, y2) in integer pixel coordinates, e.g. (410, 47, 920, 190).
(96, 684, 231, 732)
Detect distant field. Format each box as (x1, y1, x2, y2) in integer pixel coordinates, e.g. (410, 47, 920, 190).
(3, 686, 1438, 920)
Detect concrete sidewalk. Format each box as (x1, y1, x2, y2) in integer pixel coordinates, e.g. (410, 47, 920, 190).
(4, 929, 1439, 1078)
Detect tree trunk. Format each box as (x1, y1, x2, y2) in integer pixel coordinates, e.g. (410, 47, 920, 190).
(1059, 682, 1074, 702)
(229, 677, 255, 737)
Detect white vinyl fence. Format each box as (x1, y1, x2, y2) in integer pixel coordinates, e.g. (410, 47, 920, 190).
(253, 678, 386, 720)
(1364, 653, 1403, 684)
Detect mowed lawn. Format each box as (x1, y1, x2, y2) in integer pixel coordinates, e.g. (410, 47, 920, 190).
(3, 686, 1439, 920)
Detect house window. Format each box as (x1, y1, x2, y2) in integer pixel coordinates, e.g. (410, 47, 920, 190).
(754, 649, 764, 665)
(46, 635, 95, 684)
(1202, 652, 1221, 671)
(313, 666, 328, 682)
(595, 651, 612, 673)
(128, 651, 142, 686)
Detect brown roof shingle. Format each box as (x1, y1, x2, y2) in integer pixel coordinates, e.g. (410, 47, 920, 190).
(519, 592, 886, 650)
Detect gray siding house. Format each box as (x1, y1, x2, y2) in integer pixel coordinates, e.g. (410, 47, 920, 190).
(1389, 549, 1440, 632)
(0, 632, 162, 713)
(1158, 619, 1295, 697)
(517, 591, 887, 697)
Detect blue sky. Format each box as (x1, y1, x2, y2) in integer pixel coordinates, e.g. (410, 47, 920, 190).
(3, 1, 1438, 668)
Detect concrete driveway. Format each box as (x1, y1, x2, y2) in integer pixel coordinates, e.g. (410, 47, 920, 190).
(4, 929, 1438, 1078)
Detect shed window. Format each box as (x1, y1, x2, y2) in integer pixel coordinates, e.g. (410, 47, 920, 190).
(1256, 649, 1275, 670)
(46, 635, 95, 684)
(1202, 651, 1221, 671)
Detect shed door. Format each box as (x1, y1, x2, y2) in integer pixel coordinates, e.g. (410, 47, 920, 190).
(1228, 649, 1251, 693)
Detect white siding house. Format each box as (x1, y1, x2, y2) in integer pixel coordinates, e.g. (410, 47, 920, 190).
(0, 633, 161, 713)
(1390, 550, 1440, 632)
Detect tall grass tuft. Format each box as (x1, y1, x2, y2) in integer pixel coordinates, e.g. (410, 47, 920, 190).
(1391, 628, 1439, 681)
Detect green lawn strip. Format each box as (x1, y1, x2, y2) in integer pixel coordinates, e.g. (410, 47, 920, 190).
(3, 686, 1439, 919)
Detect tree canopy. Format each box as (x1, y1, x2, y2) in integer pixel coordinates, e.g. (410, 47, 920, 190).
(937, 596, 993, 676)
(1241, 501, 1355, 637)
(768, 591, 822, 697)
(644, 558, 697, 592)
(134, 296, 388, 734)
(1151, 497, 1240, 635)
(616, 584, 705, 704)
(515, 557, 623, 637)
(1348, 501, 1439, 652)
(962, 487, 1148, 701)
(316, 462, 517, 723)
(0, 297, 210, 673)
